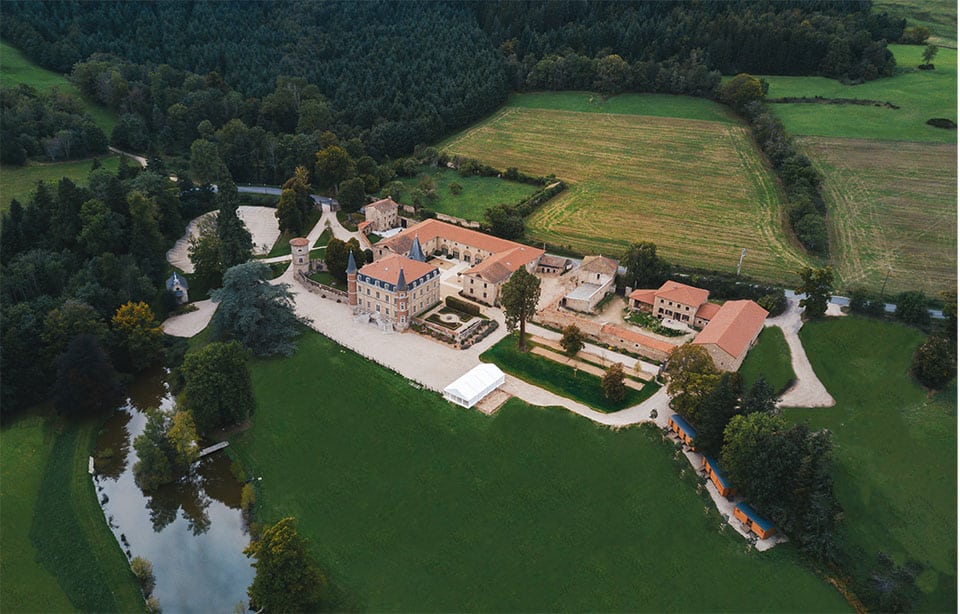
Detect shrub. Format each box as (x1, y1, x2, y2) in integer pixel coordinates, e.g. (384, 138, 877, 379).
(911, 336, 956, 389)
(449, 182, 463, 195)
(757, 292, 787, 317)
(446, 295, 481, 316)
(895, 291, 931, 327)
(131, 556, 156, 597)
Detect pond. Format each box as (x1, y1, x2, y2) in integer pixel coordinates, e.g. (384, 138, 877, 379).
(93, 368, 255, 613)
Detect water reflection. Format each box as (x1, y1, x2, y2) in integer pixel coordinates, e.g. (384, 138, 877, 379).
(94, 369, 254, 613)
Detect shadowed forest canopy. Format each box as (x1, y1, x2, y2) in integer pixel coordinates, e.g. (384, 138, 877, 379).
(1, 0, 901, 160)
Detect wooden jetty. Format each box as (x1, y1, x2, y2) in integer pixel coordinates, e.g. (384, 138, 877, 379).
(198, 441, 229, 457)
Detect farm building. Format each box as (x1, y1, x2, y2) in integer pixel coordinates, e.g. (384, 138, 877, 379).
(536, 254, 569, 275)
(733, 502, 776, 540)
(562, 255, 618, 312)
(668, 414, 697, 449)
(363, 197, 401, 232)
(692, 300, 769, 371)
(629, 280, 712, 326)
(443, 363, 506, 408)
(701, 456, 734, 498)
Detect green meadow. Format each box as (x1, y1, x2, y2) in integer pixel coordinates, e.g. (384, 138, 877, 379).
(1, 41, 118, 134)
(503, 91, 740, 124)
(760, 45, 957, 142)
(738, 326, 796, 394)
(393, 166, 539, 223)
(1, 155, 121, 214)
(784, 316, 957, 612)
(232, 329, 849, 611)
(873, 0, 957, 46)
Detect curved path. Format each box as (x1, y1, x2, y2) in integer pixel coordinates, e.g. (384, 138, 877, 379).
(764, 297, 836, 408)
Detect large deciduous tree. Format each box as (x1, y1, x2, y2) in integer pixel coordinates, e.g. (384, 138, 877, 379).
(244, 517, 327, 612)
(795, 265, 834, 319)
(188, 216, 223, 290)
(895, 291, 930, 327)
(180, 341, 255, 433)
(601, 362, 626, 403)
(276, 166, 315, 235)
(210, 261, 306, 357)
(692, 373, 742, 458)
(500, 267, 541, 351)
(560, 324, 585, 356)
(133, 408, 199, 490)
(315, 145, 355, 193)
(719, 73, 767, 111)
(621, 241, 670, 290)
(52, 333, 124, 416)
(324, 238, 364, 283)
(112, 301, 165, 372)
(911, 335, 956, 390)
(664, 343, 721, 423)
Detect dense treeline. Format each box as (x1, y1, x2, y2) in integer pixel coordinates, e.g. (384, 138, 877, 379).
(0, 84, 107, 164)
(472, 0, 902, 85)
(0, 162, 224, 418)
(0, 0, 508, 159)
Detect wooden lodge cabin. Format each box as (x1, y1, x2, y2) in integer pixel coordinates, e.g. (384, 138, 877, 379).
(668, 414, 697, 449)
(701, 456, 734, 498)
(733, 502, 776, 540)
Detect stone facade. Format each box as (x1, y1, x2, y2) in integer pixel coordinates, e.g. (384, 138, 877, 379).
(364, 197, 400, 232)
(351, 253, 440, 330)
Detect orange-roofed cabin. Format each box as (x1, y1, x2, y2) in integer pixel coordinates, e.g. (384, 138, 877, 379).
(701, 456, 735, 498)
(733, 502, 776, 540)
(668, 414, 697, 450)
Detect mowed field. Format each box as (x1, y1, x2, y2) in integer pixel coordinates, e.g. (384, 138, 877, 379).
(761, 45, 957, 143)
(1, 155, 121, 214)
(801, 137, 957, 295)
(442, 97, 810, 283)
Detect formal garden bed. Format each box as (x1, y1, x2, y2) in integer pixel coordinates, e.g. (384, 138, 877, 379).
(623, 309, 687, 337)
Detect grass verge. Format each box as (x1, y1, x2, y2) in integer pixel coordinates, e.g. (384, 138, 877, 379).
(232, 329, 849, 611)
(783, 316, 956, 611)
(738, 326, 795, 394)
(481, 333, 658, 412)
(2, 411, 145, 612)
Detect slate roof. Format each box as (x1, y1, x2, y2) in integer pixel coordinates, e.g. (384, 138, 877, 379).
(166, 271, 188, 290)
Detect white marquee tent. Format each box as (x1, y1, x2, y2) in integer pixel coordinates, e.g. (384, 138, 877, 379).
(443, 363, 506, 409)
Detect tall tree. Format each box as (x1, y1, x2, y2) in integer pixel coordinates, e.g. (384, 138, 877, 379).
(500, 267, 541, 351)
(795, 266, 834, 319)
(52, 333, 124, 416)
(741, 377, 780, 415)
(894, 291, 930, 327)
(244, 517, 327, 613)
(127, 191, 165, 279)
(314, 145, 355, 193)
(921, 44, 939, 67)
(112, 301, 165, 373)
(210, 261, 307, 357)
(693, 373, 742, 458)
(324, 238, 364, 283)
(601, 362, 626, 402)
(133, 408, 199, 490)
(188, 216, 223, 290)
(621, 241, 670, 289)
(276, 166, 315, 235)
(911, 336, 956, 390)
(215, 183, 253, 269)
(560, 324, 585, 356)
(180, 341, 255, 433)
(664, 343, 721, 423)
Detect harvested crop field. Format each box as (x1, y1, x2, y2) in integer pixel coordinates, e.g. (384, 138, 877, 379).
(801, 137, 957, 296)
(442, 105, 810, 283)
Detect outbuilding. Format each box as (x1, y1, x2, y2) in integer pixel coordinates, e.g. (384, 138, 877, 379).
(701, 456, 735, 498)
(733, 502, 776, 539)
(668, 414, 697, 449)
(443, 363, 506, 409)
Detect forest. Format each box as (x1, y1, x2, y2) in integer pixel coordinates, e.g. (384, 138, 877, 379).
(2, 0, 903, 162)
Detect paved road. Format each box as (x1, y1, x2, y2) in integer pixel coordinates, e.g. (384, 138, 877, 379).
(237, 185, 339, 209)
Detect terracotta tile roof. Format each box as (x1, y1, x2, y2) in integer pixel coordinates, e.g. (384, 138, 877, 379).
(358, 254, 437, 287)
(601, 323, 676, 355)
(656, 280, 710, 307)
(464, 245, 544, 284)
(693, 300, 768, 359)
(289, 237, 309, 247)
(382, 219, 530, 256)
(629, 288, 658, 305)
(357, 220, 373, 231)
(365, 197, 399, 213)
(538, 254, 568, 269)
(695, 302, 722, 321)
(580, 255, 619, 276)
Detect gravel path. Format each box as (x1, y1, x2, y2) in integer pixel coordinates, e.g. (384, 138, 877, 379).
(161, 299, 218, 338)
(764, 297, 836, 408)
(166, 206, 282, 272)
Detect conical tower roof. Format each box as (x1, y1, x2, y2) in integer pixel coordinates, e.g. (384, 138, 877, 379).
(396, 267, 407, 291)
(346, 250, 357, 275)
(408, 234, 426, 262)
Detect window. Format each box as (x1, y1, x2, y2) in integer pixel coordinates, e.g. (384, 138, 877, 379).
(400, 303, 405, 310)
(386, 308, 390, 315)
(483, 282, 487, 288)
(376, 304, 380, 312)
(376, 292, 380, 299)
(367, 288, 371, 295)
(483, 292, 487, 298)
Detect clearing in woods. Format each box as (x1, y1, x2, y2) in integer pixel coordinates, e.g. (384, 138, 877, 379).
(801, 137, 957, 296)
(442, 100, 810, 283)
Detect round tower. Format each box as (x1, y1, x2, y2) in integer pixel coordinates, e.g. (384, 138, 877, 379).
(396, 267, 409, 330)
(346, 250, 358, 308)
(290, 238, 310, 275)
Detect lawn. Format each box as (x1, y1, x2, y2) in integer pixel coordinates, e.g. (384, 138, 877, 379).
(0, 410, 145, 612)
(441, 93, 810, 284)
(801, 137, 956, 296)
(760, 45, 957, 143)
(263, 209, 322, 258)
(0, 41, 118, 134)
(1, 155, 121, 214)
(233, 329, 849, 611)
(738, 326, 795, 394)
(480, 334, 658, 412)
(783, 316, 957, 612)
(0, 412, 76, 612)
(393, 166, 539, 222)
(504, 91, 740, 124)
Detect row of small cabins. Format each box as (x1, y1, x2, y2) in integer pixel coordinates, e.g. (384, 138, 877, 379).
(667, 414, 776, 541)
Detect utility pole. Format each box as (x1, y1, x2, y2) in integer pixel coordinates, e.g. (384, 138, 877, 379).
(880, 266, 893, 300)
(736, 248, 748, 276)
